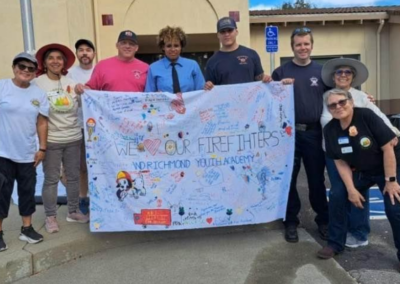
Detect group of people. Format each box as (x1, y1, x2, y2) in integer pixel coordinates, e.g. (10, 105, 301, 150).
(0, 16, 399, 270)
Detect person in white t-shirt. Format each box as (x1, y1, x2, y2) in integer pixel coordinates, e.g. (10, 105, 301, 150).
(34, 43, 89, 234)
(0, 52, 49, 252)
(66, 39, 96, 216)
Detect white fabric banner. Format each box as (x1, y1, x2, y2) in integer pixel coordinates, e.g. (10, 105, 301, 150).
(82, 82, 295, 232)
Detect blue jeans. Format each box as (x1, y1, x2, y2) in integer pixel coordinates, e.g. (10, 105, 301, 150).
(329, 163, 400, 261)
(325, 157, 370, 251)
(284, 128, 329, 227)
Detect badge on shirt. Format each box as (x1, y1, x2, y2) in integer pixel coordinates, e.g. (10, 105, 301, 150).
(341, 146, 353, 154)
(360, 136, 372, 149)
(31, 99, 40, 108)
(338, 137, 349, 145)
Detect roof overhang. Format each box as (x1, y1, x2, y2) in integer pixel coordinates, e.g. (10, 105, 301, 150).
(389, 14, 400, 24)
(250, 12, 389, 25)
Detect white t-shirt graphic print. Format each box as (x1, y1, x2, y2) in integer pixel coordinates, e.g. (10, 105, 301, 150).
(34, 75, 82, 143)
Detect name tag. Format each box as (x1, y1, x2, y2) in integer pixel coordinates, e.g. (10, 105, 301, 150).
(341, 146, 353, 154)
(338, 137, 349, 145)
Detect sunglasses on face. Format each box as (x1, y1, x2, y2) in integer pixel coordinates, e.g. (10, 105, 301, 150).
(291, 27, 312, 36)
(16, 63, 36, 73)
(328, 99, 348, 110)
(335, 69, 353, 76)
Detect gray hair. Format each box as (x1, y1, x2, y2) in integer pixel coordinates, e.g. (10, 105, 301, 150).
(324, 88, 353, 105)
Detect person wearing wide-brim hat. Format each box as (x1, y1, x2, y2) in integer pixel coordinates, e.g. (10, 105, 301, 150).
(317, 57, 400, 259)
(35, 43, 75, 76)
(0, 52, 50, 251)
(34, 43, 89, 234)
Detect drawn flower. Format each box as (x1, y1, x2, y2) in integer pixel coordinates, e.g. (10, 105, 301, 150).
(137, 143, 145, 152)
(349, 126, 358, 137)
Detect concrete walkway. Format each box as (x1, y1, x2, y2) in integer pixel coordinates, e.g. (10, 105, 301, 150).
(1, 204, 356, 284)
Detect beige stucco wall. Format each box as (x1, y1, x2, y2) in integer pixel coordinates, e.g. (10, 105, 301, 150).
(389, 23, 400, 102)
(0, 0, 249, 78)
(0, 1, 25, 78)
(250, 22, 399, 105)
(94, 0, 250, 58)
(0, 1, 397, 103)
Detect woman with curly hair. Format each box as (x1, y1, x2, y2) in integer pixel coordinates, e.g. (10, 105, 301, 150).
(145, 26, 205, 93)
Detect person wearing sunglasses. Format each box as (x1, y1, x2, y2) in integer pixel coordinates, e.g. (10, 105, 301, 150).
(203, 17, 271, 90)
(318, 58, 399, 258)
(145, 26, 205, 93)
(0, 52, 50, 251)
(318, 88, 400, 268)
(271, 27, 329, 243)
(35, 43, 89, 234)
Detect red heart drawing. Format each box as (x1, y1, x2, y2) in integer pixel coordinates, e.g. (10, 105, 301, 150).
(206, 217, 213, 224)
(143, 139, 161, 156)
(170, 94, 186, 114)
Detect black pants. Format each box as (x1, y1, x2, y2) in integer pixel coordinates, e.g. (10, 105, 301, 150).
(284, 127, 329, 227)
(0, 157, 36, 218)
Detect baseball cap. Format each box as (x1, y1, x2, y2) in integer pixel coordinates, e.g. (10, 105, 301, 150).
(117, 30, 138, 44)
(217, 17, 237, 32)
(12, 52, 38, 67)
(75, 39, 95, 51)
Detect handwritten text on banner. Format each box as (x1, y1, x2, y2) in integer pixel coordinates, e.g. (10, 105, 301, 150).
(82, 82, 295, 232)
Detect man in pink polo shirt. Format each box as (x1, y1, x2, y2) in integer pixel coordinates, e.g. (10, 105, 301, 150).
(75, 30, 148, 93)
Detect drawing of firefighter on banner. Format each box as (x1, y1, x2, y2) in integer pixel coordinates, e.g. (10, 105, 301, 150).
(82, 81, 295, 232)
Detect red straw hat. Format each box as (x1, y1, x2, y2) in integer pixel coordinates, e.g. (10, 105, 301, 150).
(35, 43, 75, 76)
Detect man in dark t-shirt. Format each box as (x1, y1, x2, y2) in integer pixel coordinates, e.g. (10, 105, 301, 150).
(204, 17, 270, 88)
(272, 28, 329, 243)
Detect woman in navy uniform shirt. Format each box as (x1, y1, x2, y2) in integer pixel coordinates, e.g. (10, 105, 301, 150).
(318, 88, 400, 269)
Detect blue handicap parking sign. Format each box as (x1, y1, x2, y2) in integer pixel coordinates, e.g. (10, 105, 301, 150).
(326, 187, 386, 220)
(265, 26, 278, 53)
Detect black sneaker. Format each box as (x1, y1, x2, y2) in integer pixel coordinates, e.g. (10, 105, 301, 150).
(0, 231, 7, 252)
(19, 225, 43, 244)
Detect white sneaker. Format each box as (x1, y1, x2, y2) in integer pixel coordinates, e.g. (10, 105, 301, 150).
(45, 216, 60, 234)
(66, 211, 89, 224)
(345, 233, 368, 248)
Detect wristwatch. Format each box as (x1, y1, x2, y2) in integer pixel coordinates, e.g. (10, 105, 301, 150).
(385, 176, 396, 182)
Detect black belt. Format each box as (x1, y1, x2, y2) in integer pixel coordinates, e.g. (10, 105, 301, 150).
(295, 123, 320, 131)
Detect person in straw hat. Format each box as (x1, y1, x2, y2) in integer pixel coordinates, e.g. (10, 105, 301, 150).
(35, 43, 89, 234)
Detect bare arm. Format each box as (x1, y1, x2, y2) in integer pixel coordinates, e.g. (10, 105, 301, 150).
(75, 83, 91, 95)
(382, 142, 400, 205)
(34, 114, 48, 167)
(334, 159, 366, 208)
